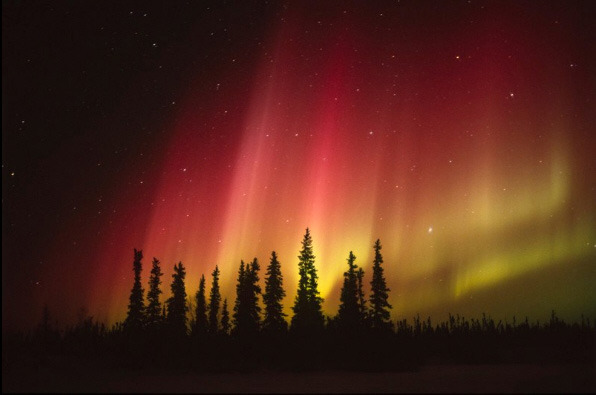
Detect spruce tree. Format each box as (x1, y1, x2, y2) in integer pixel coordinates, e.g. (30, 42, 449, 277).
(208, 266, 221, 334)
(338, 251, 359, 329)
(125, 248, 145, 331)
(192, 274, 208, 336)
(263, 251, 287, 333)
(369, 239, 392, 329)
(246, 258, 262, 332)
(292, 245, 310, 332)
(356, 267, 367, 325)
(291, 228, 324, 333)
(166, 261, 188, 336)
(232, 260, 246, 333)
(221, 298, 230, 335)
(146, 258, 163, 328)
(233, 259, 261, 336)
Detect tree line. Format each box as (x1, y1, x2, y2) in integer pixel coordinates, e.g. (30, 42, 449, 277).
(8, 228, 594, 373)
(123, 228, 394, 338)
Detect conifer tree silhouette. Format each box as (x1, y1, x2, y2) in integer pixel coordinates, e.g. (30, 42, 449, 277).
(356, 267, 367, 325)
(146, 258, 163, 328)
(221, 298, 230, 335)
(245, 258, 262, 333)
(369, 239, 392, 330)
(338, 251, 360, 330)
(125, 249, 145, 331)
(233, 259, 261, 336)
(166, 261, 188, 336)
(192, 274, 208, 337)
(263, 251, 287, 333)
(232, 260, 246, 334)
(208, 266, 221, 334)
(291, 228, 324, 334)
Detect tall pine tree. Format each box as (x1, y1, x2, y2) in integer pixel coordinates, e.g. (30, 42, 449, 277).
(192, 274, 208, 336)
(291, 228, 324, 334)
(263, 251, 287, 333)
(356, 267, 367, 325)
(232, 260, 246, 334)
(337, 251, 360, 330)
(245, 258, 262, 333)
(125, 249, 145, 331)
(221, 298, 230, 335)
(146, 258, 163, 328)
(166, 261, 188, 336)
(208, 266, 221, 334)
(233, 259, 262, 336)
(369, 239, 392, 330)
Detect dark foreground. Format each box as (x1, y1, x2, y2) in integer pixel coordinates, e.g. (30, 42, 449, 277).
(3, 361, 595, 393)
(5, 312, 594, 392)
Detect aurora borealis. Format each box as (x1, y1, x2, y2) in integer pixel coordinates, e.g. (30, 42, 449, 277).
(3, 1, 595, 330)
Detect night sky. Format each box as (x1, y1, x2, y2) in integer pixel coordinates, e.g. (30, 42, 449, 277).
(3, 1, 596, 331)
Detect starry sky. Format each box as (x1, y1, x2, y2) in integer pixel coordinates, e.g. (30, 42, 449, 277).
(3, 0, 596, 331)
